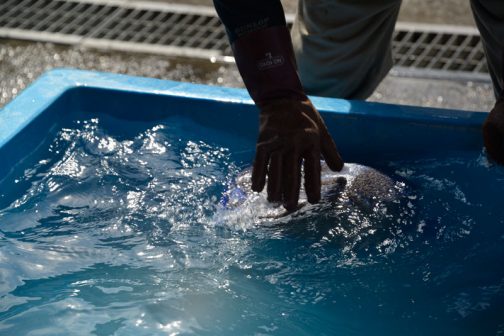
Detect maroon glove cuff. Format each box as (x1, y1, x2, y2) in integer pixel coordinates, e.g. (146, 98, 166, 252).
(231, 26, 306, 107)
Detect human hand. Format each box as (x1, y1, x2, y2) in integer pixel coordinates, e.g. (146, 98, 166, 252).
(252, 98, 344, 211)
(483, 97, 504, 165)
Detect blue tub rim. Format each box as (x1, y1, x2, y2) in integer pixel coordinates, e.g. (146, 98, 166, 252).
(0, 68, 487, 149)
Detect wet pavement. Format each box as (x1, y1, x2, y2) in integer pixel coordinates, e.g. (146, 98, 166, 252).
(0, 39, 242, 108)
(0, 38, 495, 112)
(399, 0, 475, 26)
(0, 0, 496, 113)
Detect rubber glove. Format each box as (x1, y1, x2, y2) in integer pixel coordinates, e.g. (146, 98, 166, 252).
(483, 94, 504, 165)
(231, 26, 344, 211)
(252, 98, 343, 211)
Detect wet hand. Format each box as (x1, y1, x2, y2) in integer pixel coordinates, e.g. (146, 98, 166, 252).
(251, 98, 344, 211)
(483, 97, 504, 165)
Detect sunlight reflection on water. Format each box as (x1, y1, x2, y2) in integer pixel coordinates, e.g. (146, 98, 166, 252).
(0, 116, 503, 335)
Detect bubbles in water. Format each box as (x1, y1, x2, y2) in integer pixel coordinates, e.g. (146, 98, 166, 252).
(0, 118, 503, 335)
(214, 162, 418, 267)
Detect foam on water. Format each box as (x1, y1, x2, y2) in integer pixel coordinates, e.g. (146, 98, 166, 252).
(0, 116, 503, 335)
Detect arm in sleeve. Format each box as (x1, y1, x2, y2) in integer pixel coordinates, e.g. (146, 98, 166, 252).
(213, 0, 286, 42)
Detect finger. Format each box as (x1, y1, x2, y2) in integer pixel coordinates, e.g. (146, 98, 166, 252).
(267, 151, 283, 202)
(252, 137, 281, 192)
(251, 145, 269, 192)
(483, 122, 504, 165)
(320, 126, 344, 171)
(303, 147, 321, 204)
(282, 150, 302, 212)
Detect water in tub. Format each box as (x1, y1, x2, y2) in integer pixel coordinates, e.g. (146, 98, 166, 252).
(0, 115, 503, 335)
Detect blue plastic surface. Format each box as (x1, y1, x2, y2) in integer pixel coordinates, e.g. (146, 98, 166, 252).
(1, 69, 502, 335)
(0, 68, 487, 182)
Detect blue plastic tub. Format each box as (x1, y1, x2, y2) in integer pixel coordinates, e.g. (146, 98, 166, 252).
(0, 68, 488, 215)
(0, 69, 487, 182)
(1, 69, 502, 335)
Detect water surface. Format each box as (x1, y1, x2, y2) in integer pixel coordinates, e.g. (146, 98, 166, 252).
(0, 116, 503, 335)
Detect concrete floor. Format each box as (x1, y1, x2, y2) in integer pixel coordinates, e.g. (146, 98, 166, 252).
(0, 39, 495, 112)
(399, 0, 475, 26)
(0, 0, 496, 112)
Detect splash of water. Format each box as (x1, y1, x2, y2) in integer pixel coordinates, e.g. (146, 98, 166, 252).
(0, 117, 503, 335)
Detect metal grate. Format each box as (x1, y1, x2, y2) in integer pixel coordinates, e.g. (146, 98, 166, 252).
(0, 0, 490, 81)
(391, 23, 488, 81)
(0, 0, 117, 36)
